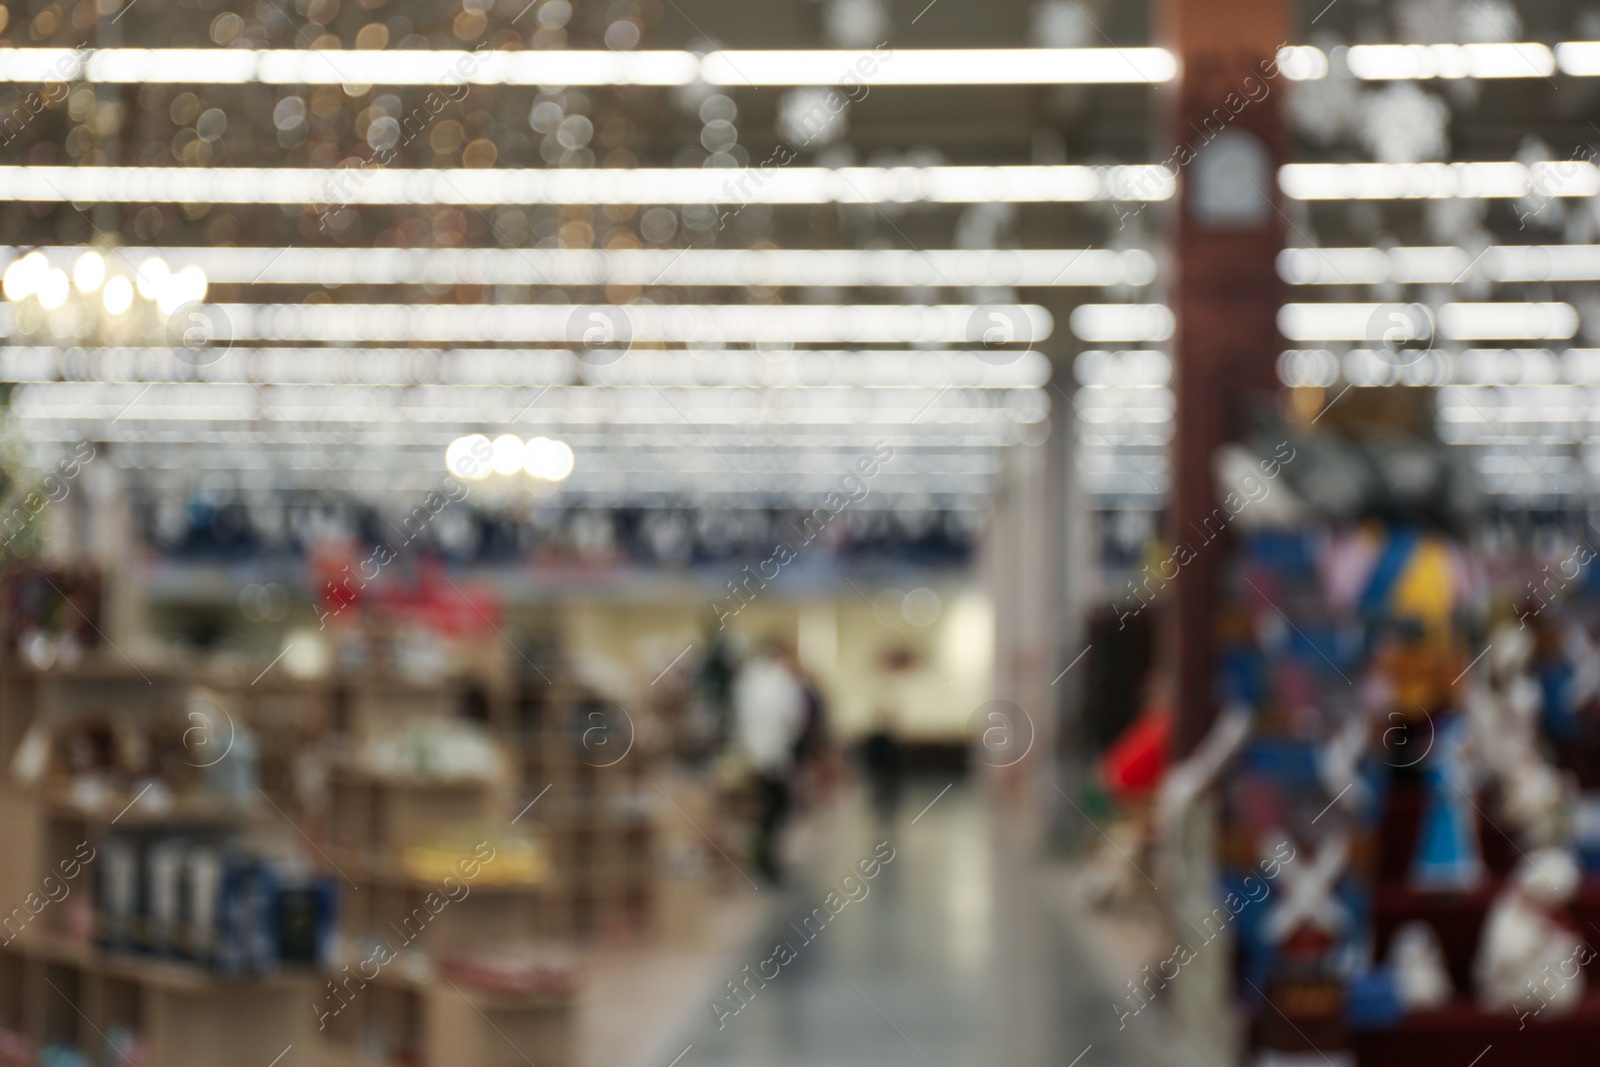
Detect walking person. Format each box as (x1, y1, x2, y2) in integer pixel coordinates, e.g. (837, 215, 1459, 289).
(733, 638, 806, 884)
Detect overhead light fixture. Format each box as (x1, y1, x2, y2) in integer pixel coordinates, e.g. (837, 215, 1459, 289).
(490, 433, 526, 476)
(15, 380, 1046, 428)
(1068, 304, 1174, 343)
(14, 42, 1600, 88)
(1072, 350, 1173, 387)
(1280, 162, 1600, 200)
(0, 165, 1175, 206)
(134, 256, 167, 299)
(0, 246, 1158, 290)
(1436, 302, 1578, 340)
(1556, 42, 1600, 76)
(445, 434, 492, 480)
(35, 269, 68, 310)
(1278, 302, 1578, 341)
(0, 346, 1052, 391)
(1274, 46, 1329, 80)
(0, 46, 1177, 87)
(700, 47, 1177, 85)
(2, 245, 203, 345)
(124, 302, 1054, 345)
(1, 251, 48, 302)
(72, 250, 105, 293)
(1344, 42, 1555, 79)
(1280, 244, 1600, 285)
(101, 276, 134, 315)
(524, 437, 575, 482)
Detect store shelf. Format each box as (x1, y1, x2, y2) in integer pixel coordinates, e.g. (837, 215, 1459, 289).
(1354, 994, 1600, 1066)
(3, 930, 317, 992)
(1372, 880, 1600, 993)
(367, 965, 575, 1011)
(330, 766, 502, 790)
(43, 793, 273, 829)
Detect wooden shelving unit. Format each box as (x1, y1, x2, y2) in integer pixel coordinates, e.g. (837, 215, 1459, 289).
(0, 641, 730, 1066)
(505, 676, 664, 943)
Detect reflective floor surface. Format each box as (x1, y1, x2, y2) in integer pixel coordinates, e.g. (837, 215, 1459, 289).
(652, 780, 1169, 1067)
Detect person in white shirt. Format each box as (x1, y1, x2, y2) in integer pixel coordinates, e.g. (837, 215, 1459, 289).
(733, 640, 806, 883)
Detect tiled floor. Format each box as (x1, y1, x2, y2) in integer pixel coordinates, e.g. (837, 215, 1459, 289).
(578, 889, 774, 1067)
(646, 781, 1171, 1067)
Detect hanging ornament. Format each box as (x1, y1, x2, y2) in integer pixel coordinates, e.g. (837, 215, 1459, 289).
(821, 0, 891, 49)
(1360, 83, 1450, 164)
(1029, 0, 1097, 49)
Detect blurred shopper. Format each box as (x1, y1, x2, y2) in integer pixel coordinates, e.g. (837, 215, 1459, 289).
(861, 645, 915, 819)
(689, 615, 739, 762)
(789, 662, 838, 803)
(732, 638, 806, 884)
(861, 704, 903, 819)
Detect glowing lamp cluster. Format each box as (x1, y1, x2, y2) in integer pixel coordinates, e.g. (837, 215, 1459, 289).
(446, 433, 574, 483)
(1, 249, 207, 344)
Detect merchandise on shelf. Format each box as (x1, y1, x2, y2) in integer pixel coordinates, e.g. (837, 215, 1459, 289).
(437, 944, 582, 998)
(97, 830, 336, 975)
(1213, 421, 1485, 1058)
(401, 828, 547, 886)
(1473, 849, 1588, 1017)
(1208, 414, 1600, 1064)
(359, 717, 503, 781)
(1388, 921, 1451, 1011)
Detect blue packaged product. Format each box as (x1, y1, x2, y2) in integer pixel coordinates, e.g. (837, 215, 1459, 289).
(1238, 739, 1323, 792)
(1345, 968, 1404, 1029)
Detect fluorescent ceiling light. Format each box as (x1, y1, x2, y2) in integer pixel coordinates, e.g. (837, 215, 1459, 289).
(20, 43, 1600, 87)
(1274, 46, 1329, 80)
(1068, 304, 1174, 343)
(27, 303, 1052, 344)
(1279, 162, 1600, 200)
(1454, 348, 1563, 385)
(1345, 43, 1555, 79)
(1278, 346, 1600, 389)
(0, 246, 1157, 289)
(11, 381, 1047, 426)
(1556, 42, 1600, 75)
(1072, 349, 1173, 387)
(1277, 303, 1426, 342)
(1277, 247, 1404, 285)
(21, 162, 1588, 207)
(0, 165, 1174, 205)
(1280, 245, 1600, 285)
(1278, 302, 1577, 341)
(700, 48, 1177, 85)
(1485, 245, 1600, 282)
(0, 346, 1052, 388)
(1436, 302, 1578, 340)
(0, 46, 1174, 86)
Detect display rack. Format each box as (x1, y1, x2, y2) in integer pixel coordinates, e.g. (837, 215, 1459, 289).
(0, 751, 317, 1066)
(0, 656, 588, 1067)
(504, 673, 665, 942)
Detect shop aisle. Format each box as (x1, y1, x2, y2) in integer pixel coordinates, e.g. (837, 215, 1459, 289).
(649, 782, 1169, 1067)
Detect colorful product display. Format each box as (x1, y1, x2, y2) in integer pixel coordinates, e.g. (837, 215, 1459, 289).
(1217, 515, 1479, 1057)
(1215, 424, 1600, 1063)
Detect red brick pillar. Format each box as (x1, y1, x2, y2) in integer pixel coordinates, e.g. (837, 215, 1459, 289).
(1161, 0, 1289, 757)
